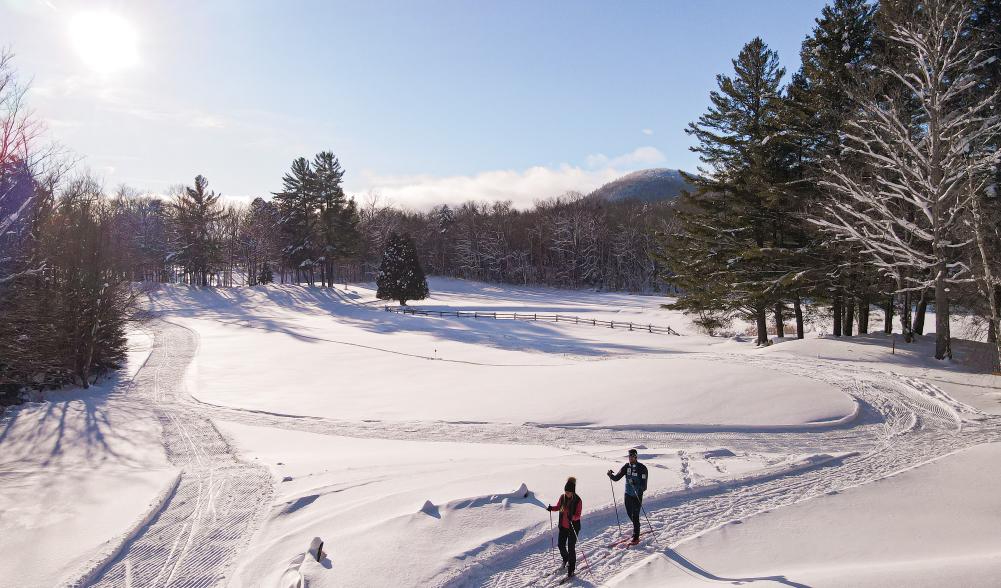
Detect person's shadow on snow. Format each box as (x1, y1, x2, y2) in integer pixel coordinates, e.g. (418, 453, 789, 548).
(664, 548, 812, 587)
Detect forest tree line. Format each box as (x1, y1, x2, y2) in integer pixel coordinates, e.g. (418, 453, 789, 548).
(3, 0, 1000, 403)
(658, 0, 1000, 367)
(0, 49, 674, 403)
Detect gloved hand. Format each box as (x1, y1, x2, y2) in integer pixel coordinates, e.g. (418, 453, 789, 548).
(606, 469, 614, 478)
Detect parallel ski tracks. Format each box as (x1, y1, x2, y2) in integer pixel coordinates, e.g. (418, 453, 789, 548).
(85, 321, 272, 588)
(452, 357, 1001, 588)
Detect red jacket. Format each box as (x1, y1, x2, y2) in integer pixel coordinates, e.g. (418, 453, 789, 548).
(548, 494, 582, 529)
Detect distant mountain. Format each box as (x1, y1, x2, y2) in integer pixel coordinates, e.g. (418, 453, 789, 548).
(591, 168, 695, 203)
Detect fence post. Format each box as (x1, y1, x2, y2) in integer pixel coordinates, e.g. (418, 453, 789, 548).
(629, 322, 633, 331)
(556, 315, 559, 323)
(576, 317, 579, 325)
(474, 312, 478, 319)
(610, 321, 614, 329)
(534, 313, 537, 321)
(592, 319, 596, 326)
(514, 312, 518, 320)
(648, 324, 652, 333)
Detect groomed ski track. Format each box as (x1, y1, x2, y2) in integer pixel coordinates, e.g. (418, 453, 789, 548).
(78, 320, 273, 588)
(74, 315, 1000, 587)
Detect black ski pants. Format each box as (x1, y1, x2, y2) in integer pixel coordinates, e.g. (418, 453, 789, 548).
(557, 521, 580, 575)
(625, 494, 642, 539)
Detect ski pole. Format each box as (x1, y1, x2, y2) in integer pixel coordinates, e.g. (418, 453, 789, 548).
(609, 477, 624, 537)
(628, 479, 657, 539)
(568, 520, 594, 579)
(639, 501, 658, 543)
(548, 508, 557, 565)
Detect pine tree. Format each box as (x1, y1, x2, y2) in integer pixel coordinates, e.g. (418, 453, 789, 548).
(273, 157, 319, 284)
(783, 0, 881, 338)
(312, 151, 360, 285)
(661, 38, 789, 345)
(376, 232, 429, 305)
(169, 175, 225, 286)
(258, 262, 274, 285)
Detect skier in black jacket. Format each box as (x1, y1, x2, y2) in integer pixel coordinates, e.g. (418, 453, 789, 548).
(607, 448, 647, 543)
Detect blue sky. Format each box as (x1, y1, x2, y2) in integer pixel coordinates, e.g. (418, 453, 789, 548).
(3, 0, 829, 207)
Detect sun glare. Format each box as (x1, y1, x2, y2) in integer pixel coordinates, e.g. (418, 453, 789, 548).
(69, 11, 139, 74)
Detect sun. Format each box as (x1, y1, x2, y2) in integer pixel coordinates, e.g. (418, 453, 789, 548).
(69, 11, 140, 74)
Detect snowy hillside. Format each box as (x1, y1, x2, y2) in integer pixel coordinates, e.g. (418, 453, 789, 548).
(590, 168, 694, 203)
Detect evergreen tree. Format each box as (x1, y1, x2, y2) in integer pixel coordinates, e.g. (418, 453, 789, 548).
(273, 157, 319, 284)
(169, 175, 225, 285)
(660, 38, 790, 345)
(782, 0, 881, 337)
(312, 151, 361, 285)
(376, 232, 429, 305)
(258, 262, 274, 285)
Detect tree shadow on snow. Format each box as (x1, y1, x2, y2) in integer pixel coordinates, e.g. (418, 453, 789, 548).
(0, 371, 158, 472)
(148, 285, 680, 359)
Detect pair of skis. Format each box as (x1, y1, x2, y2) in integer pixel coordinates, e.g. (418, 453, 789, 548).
(607, 532, 643, 549)
(544, 534, 643, 586)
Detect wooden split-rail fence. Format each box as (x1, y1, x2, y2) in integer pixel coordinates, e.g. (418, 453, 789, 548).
(383, 305, 681, 336)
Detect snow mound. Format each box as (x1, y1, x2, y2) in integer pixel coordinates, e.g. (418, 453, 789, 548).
(703, 448, 736, 459)
(507, 483, 531, 499)
(420, 500, 440, 517)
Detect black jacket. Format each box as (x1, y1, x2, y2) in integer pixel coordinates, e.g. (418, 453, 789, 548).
(610, 462, 648, 496)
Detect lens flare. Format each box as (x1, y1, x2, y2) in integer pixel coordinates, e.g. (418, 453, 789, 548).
(69, 11, 139, 74)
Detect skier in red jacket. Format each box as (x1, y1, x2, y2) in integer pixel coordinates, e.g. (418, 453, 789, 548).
(546, 476, 582, 582)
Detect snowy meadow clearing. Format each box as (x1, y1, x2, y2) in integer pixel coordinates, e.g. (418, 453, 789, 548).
(2, 277, 999, 587)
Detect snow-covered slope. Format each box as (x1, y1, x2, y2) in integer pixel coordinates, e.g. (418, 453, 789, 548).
(607, 442, 1001, 588)
(149, 280, 856, 430)
(218, 421, 841, 588)
(590, 168, 694, 203)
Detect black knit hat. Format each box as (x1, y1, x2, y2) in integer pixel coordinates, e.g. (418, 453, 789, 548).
(628, 448, 638, 457)
(564, 476, 576, 493)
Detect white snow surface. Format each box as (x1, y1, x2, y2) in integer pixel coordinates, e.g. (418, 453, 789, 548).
(217, 421, 829, 588)
(0, 330, 177, 587)
(607, 442, 1001, 588)
(4, 277, 1000, 588)
(149, 280, 855, 429)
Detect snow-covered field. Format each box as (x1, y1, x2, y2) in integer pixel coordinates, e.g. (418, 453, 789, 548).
(2, 277, 999, 588)
(148, 281, 856, 430)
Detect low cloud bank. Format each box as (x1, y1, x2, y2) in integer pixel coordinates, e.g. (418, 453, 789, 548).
(356, 147, 668, 210)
